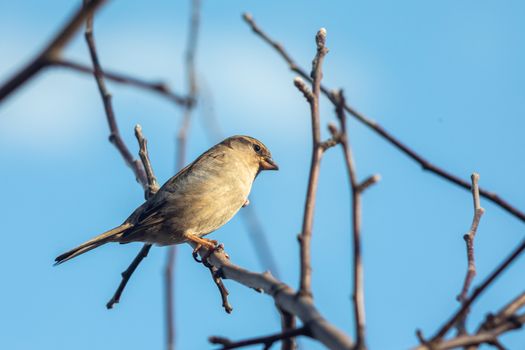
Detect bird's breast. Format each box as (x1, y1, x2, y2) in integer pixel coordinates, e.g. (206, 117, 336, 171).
(170, 156, 255, 236)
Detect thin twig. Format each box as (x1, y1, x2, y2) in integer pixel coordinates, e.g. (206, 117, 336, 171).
(279, 308, 297, 350)
(51, 58, 191, 106)
(477, 290, 525, 333)
(242, 12, 525, 224)
(294, 28, 329, 298)
(104, 129, 159, 309)
(83, 0, 147, 187)
(104, 129, 159, 310)
(332, 90, 379, 350)
(165, 1, 201, 349)
(208, 266, 233, 314)
(106, 243, 152, 309)
(457, 173, 485, 303)
(494, 291, 525, 322)
(0, 0, 108, 102)
(209, 327, 310, 350)
(135, 125, 161, 198)
(454, 173, 485, 337)
(165, 247, 176, 350)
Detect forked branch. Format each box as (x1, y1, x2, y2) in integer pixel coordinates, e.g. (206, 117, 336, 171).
(191, 244, 354, 350)
(242, 12, 525, 223)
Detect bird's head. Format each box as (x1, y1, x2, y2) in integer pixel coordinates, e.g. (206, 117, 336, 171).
(223, 135, 279, 173)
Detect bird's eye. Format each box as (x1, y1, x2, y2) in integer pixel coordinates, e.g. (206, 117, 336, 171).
(253, 144, 261, 153)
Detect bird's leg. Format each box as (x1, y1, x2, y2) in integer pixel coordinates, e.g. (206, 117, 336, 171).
(186, 235, 218, 263)
(242, 198, 250, 207)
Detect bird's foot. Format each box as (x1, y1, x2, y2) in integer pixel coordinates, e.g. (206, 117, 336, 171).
(187, 236, 220, 265)
(242, 198, 250, 207)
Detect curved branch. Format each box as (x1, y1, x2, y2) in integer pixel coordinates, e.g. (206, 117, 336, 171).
(194, 245, 355, 350)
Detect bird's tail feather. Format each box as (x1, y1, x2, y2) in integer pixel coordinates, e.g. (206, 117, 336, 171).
(54, 223, 133, 265)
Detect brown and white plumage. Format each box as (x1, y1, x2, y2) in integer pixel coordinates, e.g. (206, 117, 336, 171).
(55, 135, 278, 265)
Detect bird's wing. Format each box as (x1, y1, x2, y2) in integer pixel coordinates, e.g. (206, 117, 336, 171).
(158, 145, 226, 194)
(121, 146, 227, 240)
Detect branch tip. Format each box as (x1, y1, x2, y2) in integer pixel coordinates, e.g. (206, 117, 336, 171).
(328, 122, 339, 136)
(316, 28, 327, 48)
(293, 76, 313, 101)
(242, 12, 253, 22)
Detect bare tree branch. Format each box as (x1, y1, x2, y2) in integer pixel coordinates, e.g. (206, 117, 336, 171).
(165, 246, 176, 350)
(487, 291, 525, 326)
(0, 0, 108, 102)
(106, 242, 152, 309)
(457, 173, 485, 303)
(426, 237, 525, 343)
(279, 308, 297, 350)
(106, 124, 160, 310)
(51, 58, 191, 106)
(413, 300, 525, 350)
(332, 90, 379, 350)
(453, 173, 486, 338)
(242, 12, 525, 224)
(413, 312, 525, 350)
(208, 265, 233, 314)
(83, 0, 147, 187)
(294, 28, 329, 298)
(192, 244, 355, 350)
(209, 327, 309, 350)
(135, 124, 161, 197)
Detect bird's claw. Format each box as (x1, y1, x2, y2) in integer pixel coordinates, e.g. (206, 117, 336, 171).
(192, 239, 223, 266)
(192, 244, 203, 263)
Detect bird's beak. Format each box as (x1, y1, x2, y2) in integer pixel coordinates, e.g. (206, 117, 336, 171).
(260, 157, 279, 171)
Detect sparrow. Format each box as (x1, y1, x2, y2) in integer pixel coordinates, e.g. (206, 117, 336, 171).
(55, 135, 278, 265)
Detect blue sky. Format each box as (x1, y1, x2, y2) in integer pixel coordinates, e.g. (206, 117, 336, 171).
(1, 1, 524, 349)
